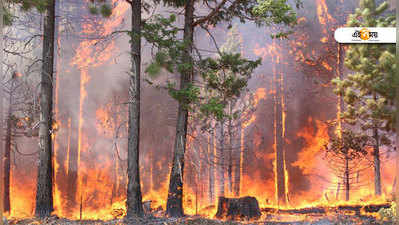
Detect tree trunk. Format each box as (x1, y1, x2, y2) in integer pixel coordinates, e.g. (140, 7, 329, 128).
(126, 0, 143, 217)
(35, 0, 55, 218)
(215, 196, 261, 220)
(275, 72, 287, 206)
(395, 57, 399, 221)
(0, 1, 4, 220)
(233, 124, 241, 197)
(372, 93, 382, 196)
(3, 80, 12, 213)
(227, 105, 233, 195)
(344, 155, 350, 201)
(66, 115, 78, 213)
(373, 126, 381, 196)
(208, 132, 215, 204)
(165, 0, 194, 217)
(218, 122, 225, 197)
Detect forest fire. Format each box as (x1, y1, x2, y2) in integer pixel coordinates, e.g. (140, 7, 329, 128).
(1, 0, 396, 224)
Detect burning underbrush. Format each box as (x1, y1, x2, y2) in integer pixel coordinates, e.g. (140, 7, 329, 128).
(7, 198, 396, 225)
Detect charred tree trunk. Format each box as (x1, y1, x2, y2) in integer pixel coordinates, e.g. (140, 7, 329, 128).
(227, 105, 233, 194)
(35, 0, 55, 218)
(215, 196, 261, 220)
(372, 93, 382, 196)
(344, 155, 350, 201)
(165, 0, 194, 217)
(208, 131, 215, 204)
(233, 124, 241, 197)
(373, 126, 381, 196)
(0, 2, 3, 220)
(275, 75, 286, 206)
(218, 122, 225, 197)
(395, 61, 399, 219)
(3, 79, 13, 213)
(66, 115, 78, 212)
(126, 0, 143, 217)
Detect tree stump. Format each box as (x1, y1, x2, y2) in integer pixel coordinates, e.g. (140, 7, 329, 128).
(215, 196, 261, 220)
(143, 200, 152, 214)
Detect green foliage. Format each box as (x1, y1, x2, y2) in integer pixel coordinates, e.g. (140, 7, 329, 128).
(88, 0, 112, 17)
(332, 0, 396, 132)
(199, 97, 226, 121)
(141, 0, 301, 121)
(252, 0, 299, 26)
(167, 82, 200, 110)
(252, 0, 301, 38)
(141, 15, 182, 78)
(11, 0, 48, 12)
(3, 6, 13, 26)
(2, 0, 48, 26)
(199, 53, 260, 99)
(142, 20, 261, 121)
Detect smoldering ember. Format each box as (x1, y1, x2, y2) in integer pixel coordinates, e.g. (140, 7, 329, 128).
(0, 0, 397, 224)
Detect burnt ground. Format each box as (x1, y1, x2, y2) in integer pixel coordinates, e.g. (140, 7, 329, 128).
(7, 215, 394, 225)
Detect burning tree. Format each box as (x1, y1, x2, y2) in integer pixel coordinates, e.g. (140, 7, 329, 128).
(325, 129, 370, 201)
(143, 0, 300, 216)
(90, 0, 144, 217)
(1, 71, 38, 213)
(332, 0, 396, 197)
(35, 0, 56, 218)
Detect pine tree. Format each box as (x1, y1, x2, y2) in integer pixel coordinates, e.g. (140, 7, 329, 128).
(143, 0, 300, 216)
(332, 0, 396, 196)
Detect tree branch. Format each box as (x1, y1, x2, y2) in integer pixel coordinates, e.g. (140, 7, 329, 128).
(192, 0, 229, 27)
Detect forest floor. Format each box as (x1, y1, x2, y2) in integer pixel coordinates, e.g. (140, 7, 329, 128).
(7, 214, 394, 225)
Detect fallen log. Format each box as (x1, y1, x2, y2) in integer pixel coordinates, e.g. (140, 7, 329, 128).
(261, 207, 326, 214)
(215, 196, 261, 220)
(260, 203, 391, 215)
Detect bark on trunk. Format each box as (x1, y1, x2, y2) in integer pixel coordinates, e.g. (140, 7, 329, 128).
(395, 58, 399, 222)
(3, 80, 12, 213)
(126, 0, 143, 217)
(233, 124, 241, 197)
(218, 122, 225, 197)
(275, 73, 286, 206)
(373, 126, 381, 196)
(0, 2, 4, 220)
(345, 155, 350, 201)
(66, 116, 78, 213)
(208, 132, 215, 204)
(215, 196, 261, 220)
(227, 104, 233, 194)
(35, 0, 55, 218)
(165, 0, 194, 217)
